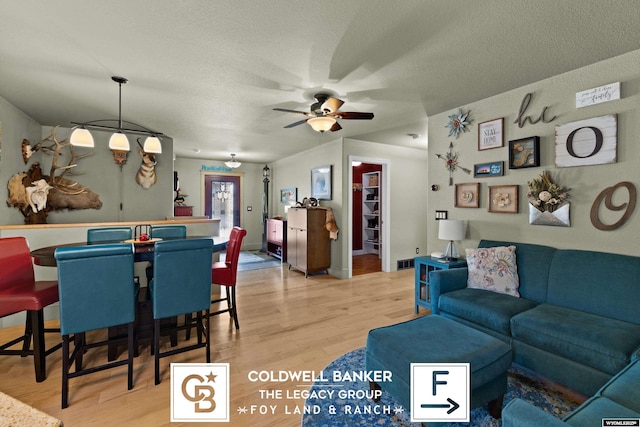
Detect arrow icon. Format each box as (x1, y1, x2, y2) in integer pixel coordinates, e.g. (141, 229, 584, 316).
(421, 398, 460, 414)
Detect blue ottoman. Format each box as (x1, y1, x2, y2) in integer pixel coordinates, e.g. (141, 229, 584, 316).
(366, 315, 512, 420)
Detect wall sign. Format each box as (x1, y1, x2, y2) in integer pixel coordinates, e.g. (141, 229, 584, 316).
(555, 115, 617, 167)
(514, 92, 557, 128)
(576, 82, 620, 109)
(590, 181, 636, 231)
(478, 118, 504, 151)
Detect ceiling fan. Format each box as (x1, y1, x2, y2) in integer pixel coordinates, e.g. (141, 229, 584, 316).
(273, 93, 374, 132)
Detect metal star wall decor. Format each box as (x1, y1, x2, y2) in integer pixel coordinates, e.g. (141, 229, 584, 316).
(436, 142, 471, 185)
(445, 108, 472, 139)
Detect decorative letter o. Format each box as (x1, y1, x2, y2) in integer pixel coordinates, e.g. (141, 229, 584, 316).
(590, 182, 637, 231)
(566, 126, 603, 158)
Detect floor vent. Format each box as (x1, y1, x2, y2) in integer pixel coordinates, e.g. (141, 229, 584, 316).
(396, 259, 415, 270)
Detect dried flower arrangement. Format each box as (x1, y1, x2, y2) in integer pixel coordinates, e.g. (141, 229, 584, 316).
(527, 171, 570, 213)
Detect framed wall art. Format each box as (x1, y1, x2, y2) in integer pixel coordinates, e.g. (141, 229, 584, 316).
(311, 165, 332, 200)
(488, 185, 519, 213)
(478, 118, 504, 151)
(455, 183, 480, 208)
(280, 187, 297, 204)
(509, 136, 540, 169)
(555, 115, 617, 168)
(473, 161, 504, 177)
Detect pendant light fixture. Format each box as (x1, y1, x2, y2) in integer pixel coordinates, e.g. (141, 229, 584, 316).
(225, 154, 241, 168)
(70, 76, 164, 165)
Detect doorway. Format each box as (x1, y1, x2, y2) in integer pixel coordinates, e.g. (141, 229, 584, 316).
(348, 156, 390, 277)
(203, 174, 242, 239)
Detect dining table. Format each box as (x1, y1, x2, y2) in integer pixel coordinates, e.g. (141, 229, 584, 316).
(30, 235, 228, 267)
(30, 235, 228, 360)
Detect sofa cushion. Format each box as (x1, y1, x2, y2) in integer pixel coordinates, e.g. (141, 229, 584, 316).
(598, 358, 640, 412)
(466, 246, 520, 296)
(547, 250, 640, 325)
(439, 288, 537, 336)
(478, 240, 556, 303)
(563, 396, 640, 427)
(511, 304, 640, 375)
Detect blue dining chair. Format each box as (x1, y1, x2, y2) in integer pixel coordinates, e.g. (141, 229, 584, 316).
(150, 225, 187, 239)
(150, 238, 213, 384)
(145, 225, 188, 285)
(55, 244, 137, 408)
(87, 227, 132, 243)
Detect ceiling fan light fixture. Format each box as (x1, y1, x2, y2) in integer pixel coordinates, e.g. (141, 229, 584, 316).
(143, 136, 162, 153)
(69, 127, 95, 148)
(225, 154, 241, 168)
(308, 116, 336, 132)
(320, 97, 344, 114)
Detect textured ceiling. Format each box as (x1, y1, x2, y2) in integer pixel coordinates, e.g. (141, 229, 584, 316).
(1, 0, 640, 163)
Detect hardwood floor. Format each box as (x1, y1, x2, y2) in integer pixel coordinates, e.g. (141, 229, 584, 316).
(0, 266, 419, 426)
(352, 253, 381, 275)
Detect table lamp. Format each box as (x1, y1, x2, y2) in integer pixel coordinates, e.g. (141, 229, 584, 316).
(438, 219, 466, 261)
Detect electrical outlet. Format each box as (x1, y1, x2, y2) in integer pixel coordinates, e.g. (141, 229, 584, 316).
(416, 247, 419, 254)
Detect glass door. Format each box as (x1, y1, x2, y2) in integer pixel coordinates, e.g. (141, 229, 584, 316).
(204, 175, 241, 239)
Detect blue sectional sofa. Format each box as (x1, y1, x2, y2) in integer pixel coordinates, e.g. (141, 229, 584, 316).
(429, 240, 640, 424)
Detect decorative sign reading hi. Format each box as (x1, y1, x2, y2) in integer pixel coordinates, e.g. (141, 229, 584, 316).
(576, 82, 620, 108)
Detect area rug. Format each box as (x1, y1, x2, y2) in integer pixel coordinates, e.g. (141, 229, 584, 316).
(302, 347, 581, 426)
(221, 250, 282, 271)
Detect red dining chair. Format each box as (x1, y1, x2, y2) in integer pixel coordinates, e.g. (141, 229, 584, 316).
(0, 237, 61, 382)
(209, 227, 247, 329)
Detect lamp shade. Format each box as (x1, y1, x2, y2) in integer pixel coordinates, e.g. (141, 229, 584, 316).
(143, 136, 162, 153)
(69, 128, 95, 148)
(225, 154, 241, 168)
(307, 116, 336, 132)
(108, 132, 130, 151)
(438, 219, 466, 241)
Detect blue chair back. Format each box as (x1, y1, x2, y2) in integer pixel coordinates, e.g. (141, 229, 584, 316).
(150, 225, 187, 240)
(152, 238, 213, 319)
(55, 244, 136, 336)
(87, 227, 132, 243)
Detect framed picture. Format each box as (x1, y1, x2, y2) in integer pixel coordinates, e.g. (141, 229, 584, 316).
(473, 161, 504, 177)
(311, 165, 332, 200)
(509, 136, 540, 169)
(455, 183, 480, 208)
(488, 185, 519, 213)
(280, 187, 297, 204)
(478, 118, 504, 150)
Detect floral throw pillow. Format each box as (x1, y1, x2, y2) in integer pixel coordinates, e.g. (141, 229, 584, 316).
(466, 246, 520, 297)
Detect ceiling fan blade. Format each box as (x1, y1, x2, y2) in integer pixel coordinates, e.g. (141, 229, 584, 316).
(330, 122, 343, 132)
(321, 97, 345, 114)
(336, 111, 374, 120)
(273, 108, 308, 116)
(284, 119, 308, 128)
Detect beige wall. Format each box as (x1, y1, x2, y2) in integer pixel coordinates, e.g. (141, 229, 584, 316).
(174, 158, 266, 251)
(271, 137, 429, 278)
(427, 49, 640, 257)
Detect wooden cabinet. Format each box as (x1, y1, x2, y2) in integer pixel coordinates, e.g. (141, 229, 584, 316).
(287, 208, 330, 277)
(174, 205, 193, 216)
(362, 171, 381, 256)
(266, 219, 287, 261)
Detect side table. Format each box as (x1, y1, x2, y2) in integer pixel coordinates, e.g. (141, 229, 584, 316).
(414, 256, 467, 313)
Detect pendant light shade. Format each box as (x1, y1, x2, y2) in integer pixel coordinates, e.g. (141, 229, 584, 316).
(69, 128, 95, 148)
(143, 136, 162, 153)
(108, 132, 130, 151)
(307, 116, 336, 132)
(225, 154, 241, 168)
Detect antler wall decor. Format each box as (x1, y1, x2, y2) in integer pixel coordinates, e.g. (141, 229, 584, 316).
(7, 126, 103, 224)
